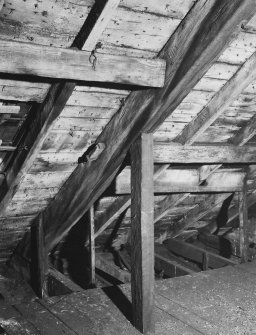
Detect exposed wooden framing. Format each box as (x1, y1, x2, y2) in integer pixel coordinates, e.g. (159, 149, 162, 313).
(155, 253, 196, 277)
(88, 206, 96, 286)
(167, 194, 229, 239)
(47, 267, 82, 297)
(0, 0, 121, 217)
(163, 239, 237, 269)
(0, 40, 165, 87)
(30, 213, 47, 299)
(82, 0, 120, 51)
(238, 178, 249, 263)
(174, 51, 256, 145)
(230, 114, 256, 146)
(0, 146, 16, 151)
(18, 0, 256, 254)
(115, 169, 245, 194)
(0, 106, 20, 114)
(154, 144, 256, 164)
(130, 133, 154, 334)
(154, 194, 189, 223)
(87, 165, 170, 245)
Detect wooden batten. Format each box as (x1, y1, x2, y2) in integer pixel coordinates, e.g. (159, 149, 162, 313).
(154, 144, 256, 164)
(130, 133, 155, 334)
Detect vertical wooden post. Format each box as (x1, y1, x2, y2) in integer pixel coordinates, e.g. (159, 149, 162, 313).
(30, 212, 47, 298)
(238, 175, 249, 263)
(130, 133, 155, 334)
(89, 206, 96, 286)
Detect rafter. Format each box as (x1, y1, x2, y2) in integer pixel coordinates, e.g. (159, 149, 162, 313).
(0, 0, 121, 216)
(18, 0, 256, 254)
(174, 51, 256, 145)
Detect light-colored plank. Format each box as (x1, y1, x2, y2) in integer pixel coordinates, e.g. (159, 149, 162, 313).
(174, 51, 256, 145)
(0, 39, 165, 87)
(154, 144, 256, 164)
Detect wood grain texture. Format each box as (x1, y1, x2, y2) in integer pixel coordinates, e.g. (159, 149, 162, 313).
(154, 144, 256, 164)
(89, 206, 96, 286)
(30, 213, 47, 299)
(130, 134, 154, 334)
(0, 0, 124, 219)
(174, 51, 256, 145)
(0, 39, 165, 87)
(17, 0, 256, 255)
(238, 180, 249, 262)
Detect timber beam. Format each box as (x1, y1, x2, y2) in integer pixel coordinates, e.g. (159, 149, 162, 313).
(130, 134, 154, 334)
(154, 144, 256, 164)
(163, 239, 237, 269)
(115, 167, 246, 194)
(0, 39, 165, 88)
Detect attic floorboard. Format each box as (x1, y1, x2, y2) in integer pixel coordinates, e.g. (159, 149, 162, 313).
(1, 262, 256, 334)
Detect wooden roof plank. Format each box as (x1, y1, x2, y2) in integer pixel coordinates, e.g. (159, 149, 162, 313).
(0, 0, 121, 217)
(174, 51, 256, 145)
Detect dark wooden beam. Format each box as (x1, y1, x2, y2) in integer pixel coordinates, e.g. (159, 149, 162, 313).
(0, 0, 121, 216)
(18, 0, 256, 255)
(30, 213, 47, 298)
(238, 178, 249, 263)
(130, 134, 154, 334)
(164, 239, 237, 269)
(154, 144, 256, 164)
(47, 267, 82, 297)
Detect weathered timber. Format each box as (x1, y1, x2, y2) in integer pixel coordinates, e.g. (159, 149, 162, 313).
(0, 0, 121, 217)
(47, 267, 82, 297)
(88, 206, 96, 286)
(238, 180, 249, 262)
(230, 112, 256, 145)
(162, 194, 229, 240)
(154, 144, 256, 164)
(0, 106, 20, 114)
(88, 165, 170, 244)
(130, 134, 154, 334)
(0, 39, 165, 87)
(30, 213, 47, 298)
(164, 239, 237, 269)
(0, 146, 16, 151)
(115, 168, 245, 194)
(20, 0, 256, 254)
(174, 51, 256, 145)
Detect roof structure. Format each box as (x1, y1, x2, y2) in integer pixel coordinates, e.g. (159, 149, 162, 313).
(0, 0, 256, 298)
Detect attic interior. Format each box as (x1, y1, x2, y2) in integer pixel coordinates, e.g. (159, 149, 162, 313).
(2, 0, 256, 334)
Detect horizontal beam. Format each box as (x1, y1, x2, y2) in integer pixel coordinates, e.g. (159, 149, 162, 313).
(154, 144, 256, 164)
(115, 168, 245, 193)
(164, 239, 237, 269)
(0, 106, 20, 114)
(0, 39, 165, 87)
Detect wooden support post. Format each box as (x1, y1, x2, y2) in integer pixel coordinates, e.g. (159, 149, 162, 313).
(238, 177, 249, 263)
(30, 213, 47, 298)
(89, 206, 96, 286)
(130, 133, 155, 335)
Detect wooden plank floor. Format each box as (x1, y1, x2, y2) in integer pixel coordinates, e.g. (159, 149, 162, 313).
(1, 262, 256, 334)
